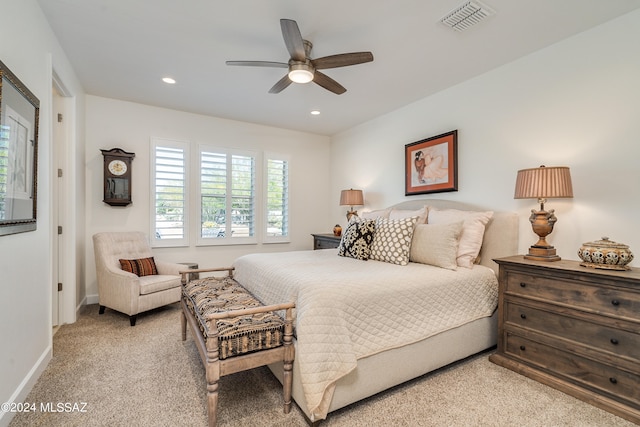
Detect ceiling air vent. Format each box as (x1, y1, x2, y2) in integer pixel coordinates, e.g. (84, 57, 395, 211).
(440, 1, 495, 32)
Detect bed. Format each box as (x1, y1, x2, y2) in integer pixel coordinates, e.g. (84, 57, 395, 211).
(231, 199, 518, 422)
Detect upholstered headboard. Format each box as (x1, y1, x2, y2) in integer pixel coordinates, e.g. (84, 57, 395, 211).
(387, 199, 519, 275)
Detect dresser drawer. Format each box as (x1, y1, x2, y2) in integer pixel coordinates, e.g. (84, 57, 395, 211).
(505, 333, 640, 408)
(312, 234, 341, 250)
(505, 301, 640, 362)
(505, 271, 640, 320)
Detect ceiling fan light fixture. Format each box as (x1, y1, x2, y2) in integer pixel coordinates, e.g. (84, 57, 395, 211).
(288, 63, 314, 83)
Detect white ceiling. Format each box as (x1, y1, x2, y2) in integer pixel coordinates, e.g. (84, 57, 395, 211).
(38, 0, 640, 136)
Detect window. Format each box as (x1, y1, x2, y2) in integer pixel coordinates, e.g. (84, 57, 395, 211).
(150, 138, 189, 247)
(150, 140, 290, 247)
(198, 147, 256, 245)
(264, 155, 289, 242)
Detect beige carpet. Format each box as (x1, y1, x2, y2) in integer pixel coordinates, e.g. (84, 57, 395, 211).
(8, 303, 636, 427)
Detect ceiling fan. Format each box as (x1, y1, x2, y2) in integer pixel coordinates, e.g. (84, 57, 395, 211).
(226, 19, 374, 95)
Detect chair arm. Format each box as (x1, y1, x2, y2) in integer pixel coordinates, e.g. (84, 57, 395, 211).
(155, 261, 187, 276)
(97, 268, 141, 315)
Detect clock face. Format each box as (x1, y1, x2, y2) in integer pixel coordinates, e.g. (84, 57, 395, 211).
(108, 159, 128, 176)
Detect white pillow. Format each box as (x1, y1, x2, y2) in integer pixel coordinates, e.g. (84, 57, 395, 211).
(369, 216, 419, 266)
(409, 222, 463, 270)
(389, 205, 428, 224)
(427, 208, 493, 268)
(360, 208, 391, 220)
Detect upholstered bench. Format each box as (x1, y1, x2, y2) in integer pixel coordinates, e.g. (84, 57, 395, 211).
(179, 267, 295, 427)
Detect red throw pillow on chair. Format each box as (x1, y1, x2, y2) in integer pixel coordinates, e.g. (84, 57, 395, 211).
(119, 257, 158, 277)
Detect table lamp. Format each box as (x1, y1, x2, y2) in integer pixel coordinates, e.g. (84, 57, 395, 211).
(340, 189, 364, 221)
(514, 165, 573, 261)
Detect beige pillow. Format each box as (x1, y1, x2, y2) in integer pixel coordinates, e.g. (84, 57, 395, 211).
(409, 222, 463, 270)
(389, 205, 428, 224)
(427, 208, 493, 268)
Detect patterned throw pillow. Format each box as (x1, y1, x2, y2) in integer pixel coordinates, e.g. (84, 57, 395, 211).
(338, 218, 376, 260)
(119, 257, 158, 276)
(369, 216, 419, 265)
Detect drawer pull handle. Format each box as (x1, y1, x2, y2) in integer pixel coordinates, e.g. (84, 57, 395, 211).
(520, 282, 526, 288)
(610, 338, 619, 345)
(520, 314, 527, 319)
(609, 377, 618, 384)
(519, 345, 526, 351)
(611, 300, 620, 306)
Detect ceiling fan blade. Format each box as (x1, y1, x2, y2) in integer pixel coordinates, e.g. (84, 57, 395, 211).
(280, 19, 306, 61)
(226, 60, 288, 68)
(268, 75, 293, 94)
(312, 52, 374, 70)
(313, 71, 346, 95)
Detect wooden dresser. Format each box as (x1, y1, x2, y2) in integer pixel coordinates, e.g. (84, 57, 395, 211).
(490, 256, 640, 424)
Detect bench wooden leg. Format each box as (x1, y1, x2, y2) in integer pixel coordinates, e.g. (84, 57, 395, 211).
(283, 358, 293, 413)
(207, 380, 219, 427)
(180, 309, 187, 341)
(283, 306, 295, 413)
(206, 347, 221, 427)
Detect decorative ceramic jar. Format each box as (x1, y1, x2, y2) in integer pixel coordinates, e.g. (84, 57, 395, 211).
(333, 224, 342, 237)
(578, 237, 634, 271)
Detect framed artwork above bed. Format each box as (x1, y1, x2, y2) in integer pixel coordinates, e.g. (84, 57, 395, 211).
(405, 130, 457, 196)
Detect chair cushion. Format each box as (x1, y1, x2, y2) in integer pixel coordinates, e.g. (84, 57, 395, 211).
(139, 275, 181, 295)
(119, 257, 158, 276)
(182, 277, 285, 360)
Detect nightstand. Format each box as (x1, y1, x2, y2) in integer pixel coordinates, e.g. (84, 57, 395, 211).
(489, 256, 640, 424)
(311, 233, 342, 250)
(178, 262, 200, 282)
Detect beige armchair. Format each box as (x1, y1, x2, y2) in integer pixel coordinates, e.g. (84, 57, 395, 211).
(93, 231, 184, 326)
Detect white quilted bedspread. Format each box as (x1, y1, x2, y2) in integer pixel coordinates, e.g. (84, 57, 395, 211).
(233, 249, 498, 420)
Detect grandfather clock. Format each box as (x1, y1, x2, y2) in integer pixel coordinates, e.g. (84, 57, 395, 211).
(101, 148, 135, 206)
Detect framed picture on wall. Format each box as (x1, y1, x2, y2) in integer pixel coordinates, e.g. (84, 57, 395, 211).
(405, 130, 457, 196)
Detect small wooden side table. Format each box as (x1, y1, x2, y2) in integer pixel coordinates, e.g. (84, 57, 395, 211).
(311, 233, 341, 250)
(178, 262, 200, 281)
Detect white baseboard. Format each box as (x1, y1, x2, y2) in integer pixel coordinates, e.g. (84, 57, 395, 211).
(85, 294, 99, 305)
(0, 346, 52, 427)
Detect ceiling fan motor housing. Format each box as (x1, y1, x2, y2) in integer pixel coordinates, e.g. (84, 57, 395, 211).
(288, 59, 315, 83)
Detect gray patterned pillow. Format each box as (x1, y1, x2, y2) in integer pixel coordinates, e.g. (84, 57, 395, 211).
(338, 218, 376, 260)
(369, 216, 419, 265)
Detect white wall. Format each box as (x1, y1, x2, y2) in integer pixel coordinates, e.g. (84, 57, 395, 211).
(0, 1, 84, 425)
(331, 9, 640, 266)
(84, 95, 331, 301)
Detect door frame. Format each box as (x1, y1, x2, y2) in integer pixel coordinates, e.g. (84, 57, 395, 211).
(51, 69, 77, 326)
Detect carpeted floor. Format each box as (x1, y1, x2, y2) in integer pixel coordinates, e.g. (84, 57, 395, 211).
(8, 303, 637, 427)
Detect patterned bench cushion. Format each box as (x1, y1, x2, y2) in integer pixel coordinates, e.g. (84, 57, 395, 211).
(182, 276, 285, 360)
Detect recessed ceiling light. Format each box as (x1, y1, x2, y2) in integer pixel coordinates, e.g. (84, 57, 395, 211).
(310, 110, 320, 115)
(162, 77, 176, 84)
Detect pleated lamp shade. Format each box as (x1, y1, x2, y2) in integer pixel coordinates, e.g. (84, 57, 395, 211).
(339, 189, 364, 206)
(514, 166, 573, 200)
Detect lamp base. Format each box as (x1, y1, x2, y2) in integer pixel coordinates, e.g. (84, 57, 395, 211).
(346, 210, 358, 222)
(524, 245, 561, 262)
